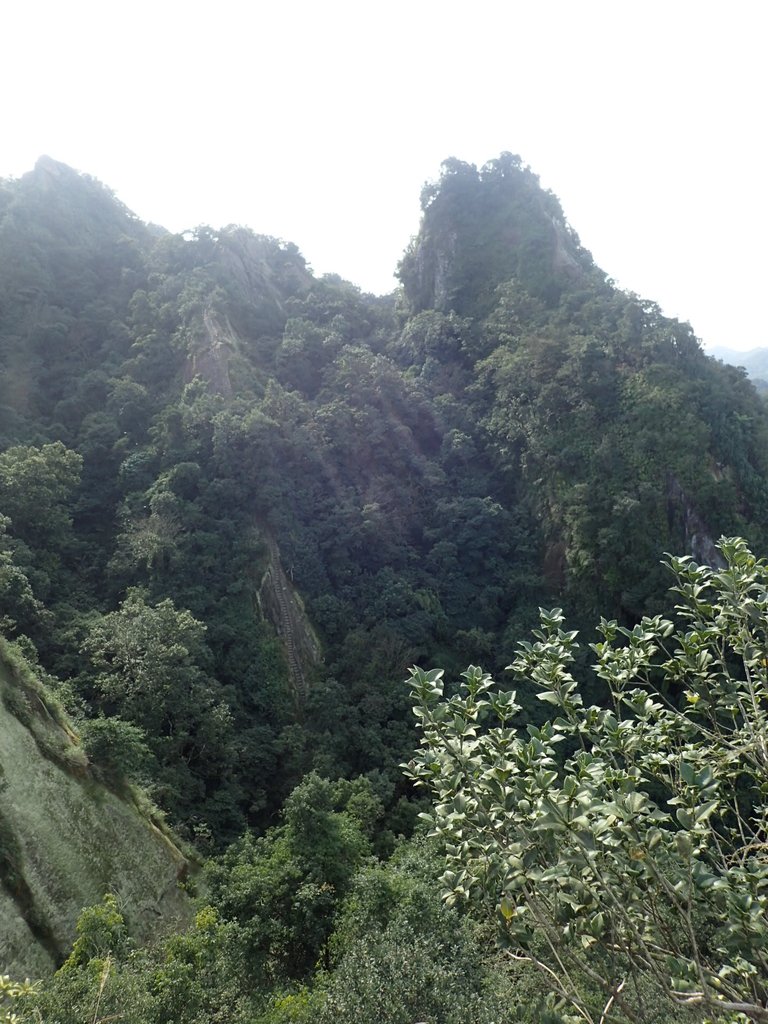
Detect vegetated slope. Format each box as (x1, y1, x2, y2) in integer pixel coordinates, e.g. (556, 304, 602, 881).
(399, 154, 768, 622)
(0, 640, 191, 978)
(0, 153, 767, 852)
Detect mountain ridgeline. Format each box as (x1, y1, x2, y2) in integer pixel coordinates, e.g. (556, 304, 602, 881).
(1, 153, 767, 842)
(2, 154, 768, 1008)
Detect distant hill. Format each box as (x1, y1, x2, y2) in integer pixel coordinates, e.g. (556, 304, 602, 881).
(710, 345, 768, 391)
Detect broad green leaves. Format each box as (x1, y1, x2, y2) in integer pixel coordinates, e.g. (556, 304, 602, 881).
(407, 538, 768, 1023)
(0, 976, 35, 1024)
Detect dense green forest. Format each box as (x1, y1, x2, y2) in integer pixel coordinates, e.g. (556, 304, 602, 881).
(2, 153, 768, 1023)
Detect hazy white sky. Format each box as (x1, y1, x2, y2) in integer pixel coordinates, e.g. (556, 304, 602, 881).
(2, 1, 766, 350)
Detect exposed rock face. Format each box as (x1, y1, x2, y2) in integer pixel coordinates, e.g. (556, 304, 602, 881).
(186, 307, 235, 396)
(218, 228, 313, 310)
(0, 654, 191, 978)
(667, 476, 726, 568)
(258, 533, 322, 706)
(32, 155, 73, 187)
(398, 155, 590, 318)
(401, 227, 460, 314)
(550, 215, 582, 275)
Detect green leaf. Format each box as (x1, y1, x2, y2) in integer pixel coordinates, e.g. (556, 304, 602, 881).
(675, 808, 694, 829)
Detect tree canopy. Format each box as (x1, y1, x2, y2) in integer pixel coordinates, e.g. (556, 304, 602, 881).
(3, 154, 768, 1021)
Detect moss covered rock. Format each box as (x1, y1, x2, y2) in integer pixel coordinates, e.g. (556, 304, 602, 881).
(0, 652, 192, 978)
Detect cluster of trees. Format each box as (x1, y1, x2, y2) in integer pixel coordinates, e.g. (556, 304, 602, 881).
(1, 154, 768, 1020)
(20, 542, 768, 1023)
(18, 775, 579, 1024)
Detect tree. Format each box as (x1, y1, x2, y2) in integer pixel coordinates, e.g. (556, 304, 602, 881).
(405, 538, 768, 1024)
(0, 514, 42, 634)
(80, 590, 237, 828)
(0, 442, 82, 545)
(203, 773, 372, 986)
(79, 715, 153, 787)
(82, 590, 217, 731)
(0, 443, 83, 624)
(312, 838, 519, 1024)
(60, 894, 130, 970)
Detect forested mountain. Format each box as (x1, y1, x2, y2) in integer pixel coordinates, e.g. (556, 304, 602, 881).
(2, 154, 768, 1022)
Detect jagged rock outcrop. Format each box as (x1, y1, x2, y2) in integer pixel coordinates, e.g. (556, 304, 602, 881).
(186, 307, 235, 396)
(258, 533, 322, 706)
(667, 476, 726, 569)
(0, 649, 192, 978)
(218, 227, 313, 311)
(398, 153, 591, 317)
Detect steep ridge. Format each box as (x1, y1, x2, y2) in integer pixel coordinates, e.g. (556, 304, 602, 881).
(258, 533, 322, 708)
(397, 156, 768, 622)
(190, 307, 235, 397)
(182, 299, 323, 709)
